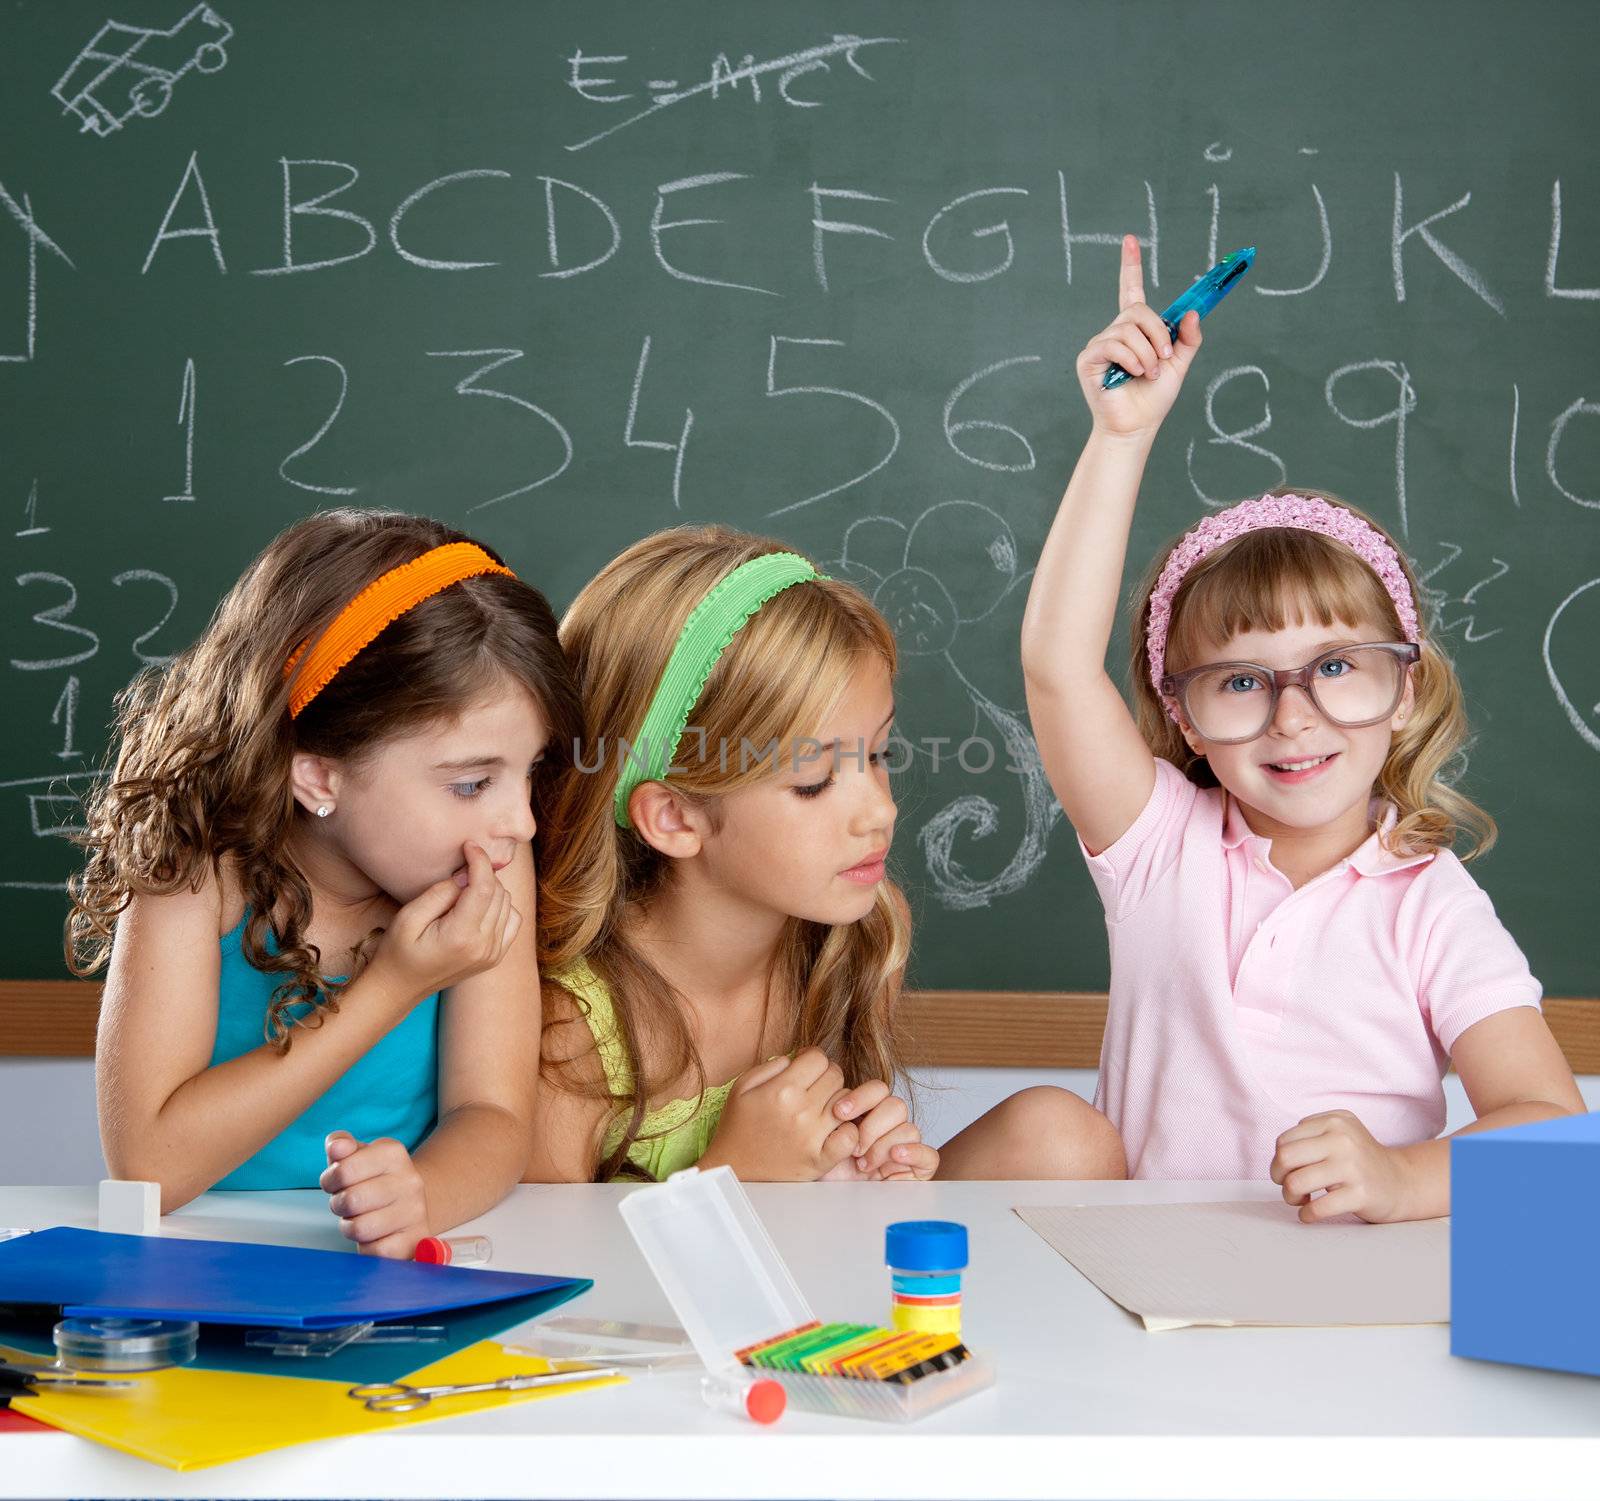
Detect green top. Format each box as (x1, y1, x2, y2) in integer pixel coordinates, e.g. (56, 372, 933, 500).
(551, 957, 737, 1181)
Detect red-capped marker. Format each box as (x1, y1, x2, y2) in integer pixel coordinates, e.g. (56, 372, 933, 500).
(414, 1234, 492, 1267)
(701, 1373, 786, 1424)
(744, 1378, 786, 1424)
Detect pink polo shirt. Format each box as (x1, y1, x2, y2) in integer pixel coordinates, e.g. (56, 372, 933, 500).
(1081, 758, 1542, 1180)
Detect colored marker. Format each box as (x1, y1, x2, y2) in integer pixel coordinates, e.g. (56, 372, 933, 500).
(1102, 245, 1256, 389)
(762, 1323, 865, 1372)
(838, 1331, 929, 1379)
(883, 1342, 970, 1385)
(771, 1323, 877, 1372)
(802, 1328, 891, 1375)
(824, 1328, 907, 1375)
(413, 1234, 491, 1267)
(735, 1320, 819, 1365)
(702, 1372, 786, 1423)
(745, 1323, 836, 1370)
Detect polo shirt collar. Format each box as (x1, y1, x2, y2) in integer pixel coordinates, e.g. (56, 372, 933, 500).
(1221, 793, 1433, 877)
(1347, 803, 1435, 877)
(1221, 792, 1264, 852)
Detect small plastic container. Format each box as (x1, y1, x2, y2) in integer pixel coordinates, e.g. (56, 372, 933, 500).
(503, 1316, 699, 1372)
(54, 1316, 198, 1372)
(887, 1220, 967, 1338)
(618, 1166, 993, 1424)
(414, 1234, 491, 1267)
(701, 1371, 786, 1424)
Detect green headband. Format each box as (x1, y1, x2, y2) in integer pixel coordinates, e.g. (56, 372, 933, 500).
(612, 552, 828, 830)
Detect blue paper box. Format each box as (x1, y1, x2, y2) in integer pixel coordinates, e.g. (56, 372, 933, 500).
(1451, 1110, 1599, 1378)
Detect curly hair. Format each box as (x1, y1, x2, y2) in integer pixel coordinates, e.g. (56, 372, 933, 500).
(66, 508, 583, 1045)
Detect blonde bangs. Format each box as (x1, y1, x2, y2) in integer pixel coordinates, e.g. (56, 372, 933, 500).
(557, 530, 896, 803)
(683, 579, 898, 795)
(1163, 528, 1401, 676)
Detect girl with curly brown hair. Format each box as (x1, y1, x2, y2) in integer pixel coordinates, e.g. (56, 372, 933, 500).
(69, 509, 580, 1255)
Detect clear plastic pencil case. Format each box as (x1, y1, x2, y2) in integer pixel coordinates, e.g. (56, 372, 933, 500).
(617, 1165, 994, 1423)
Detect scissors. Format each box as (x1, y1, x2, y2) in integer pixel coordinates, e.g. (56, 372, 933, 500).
(349, 1365, 621, 1414)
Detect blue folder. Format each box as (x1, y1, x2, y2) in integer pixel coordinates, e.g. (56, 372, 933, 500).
(0, 1227, 590, 1330)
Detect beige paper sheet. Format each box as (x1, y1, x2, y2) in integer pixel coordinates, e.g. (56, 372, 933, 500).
(1015, 1200, 1449, 1330)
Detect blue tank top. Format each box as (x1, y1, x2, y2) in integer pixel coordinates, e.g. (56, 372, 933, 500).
(209, 913, 440, 1190)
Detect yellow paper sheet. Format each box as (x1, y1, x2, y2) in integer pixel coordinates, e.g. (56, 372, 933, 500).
(12, 1339, 625, 1471)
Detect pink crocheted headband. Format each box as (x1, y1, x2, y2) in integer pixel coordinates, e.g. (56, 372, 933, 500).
(1145, 494, 1421, 715)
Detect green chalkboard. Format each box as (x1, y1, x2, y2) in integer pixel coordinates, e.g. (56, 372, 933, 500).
(2, 1, 1597, 994)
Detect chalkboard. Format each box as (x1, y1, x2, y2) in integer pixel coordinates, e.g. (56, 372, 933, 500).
(2, 1, 1597, 996)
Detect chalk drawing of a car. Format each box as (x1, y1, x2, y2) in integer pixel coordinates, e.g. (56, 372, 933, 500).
(51, 5, 233, 136)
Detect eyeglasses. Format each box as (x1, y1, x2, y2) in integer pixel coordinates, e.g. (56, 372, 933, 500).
(1159, 642, 1420, 745)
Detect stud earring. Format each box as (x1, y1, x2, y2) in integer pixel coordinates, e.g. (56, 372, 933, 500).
(316, 805, 332, 818)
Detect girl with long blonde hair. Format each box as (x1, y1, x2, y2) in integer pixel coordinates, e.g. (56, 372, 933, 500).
(1022, 236, 1582, 1220)
(529, 525, 1125, 1183)
(70, 509, 581, 1253)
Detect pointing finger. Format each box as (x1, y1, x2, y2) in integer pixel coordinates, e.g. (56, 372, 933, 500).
(1118, 233, 1145, 310)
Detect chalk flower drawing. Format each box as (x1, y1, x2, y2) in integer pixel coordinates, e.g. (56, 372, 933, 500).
(831, 501, 1062, 910)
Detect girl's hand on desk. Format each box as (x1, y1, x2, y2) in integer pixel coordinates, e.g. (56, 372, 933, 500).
(1269, 1110, 1413, 1224)
(321, 1130, 430, 1257)
(1075, 234, 1202, 443)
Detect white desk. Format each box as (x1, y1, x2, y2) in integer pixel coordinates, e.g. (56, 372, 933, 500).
(0, 1180, 1594, 1499)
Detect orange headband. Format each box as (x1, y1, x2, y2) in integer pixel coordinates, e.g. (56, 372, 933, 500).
(283, 542, 515, 719)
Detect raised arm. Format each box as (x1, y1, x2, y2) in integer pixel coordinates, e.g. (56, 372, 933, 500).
(1021, 235, 1203, 854)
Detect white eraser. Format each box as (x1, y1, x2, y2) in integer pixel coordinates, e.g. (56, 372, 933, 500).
(98, 1179, 160, 1236)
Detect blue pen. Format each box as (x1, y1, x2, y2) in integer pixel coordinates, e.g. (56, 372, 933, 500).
(1102, 245, 1256, 390)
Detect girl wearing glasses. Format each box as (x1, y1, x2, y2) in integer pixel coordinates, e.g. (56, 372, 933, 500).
(1021, 235, 1583, 1222)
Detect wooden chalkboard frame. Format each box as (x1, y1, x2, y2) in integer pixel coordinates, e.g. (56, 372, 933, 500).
(3, 980, 1595, 1074)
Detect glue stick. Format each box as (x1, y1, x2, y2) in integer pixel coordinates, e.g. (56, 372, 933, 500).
(886, 1220, 967, 1338)
(414, 1234, 492, 1267)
